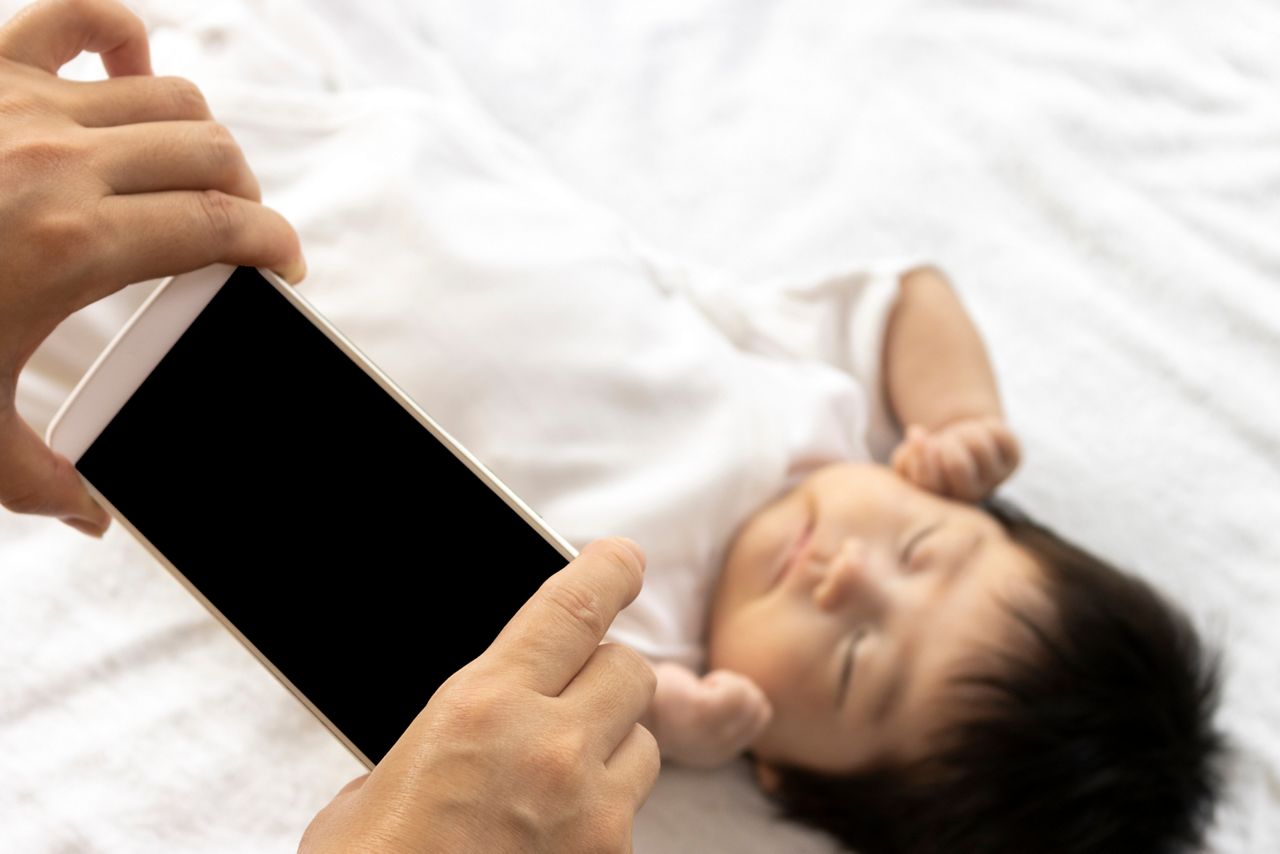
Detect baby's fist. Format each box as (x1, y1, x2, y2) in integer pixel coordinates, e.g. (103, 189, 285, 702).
(649, 663, 773, 769)
(891, 416, 1020, 502)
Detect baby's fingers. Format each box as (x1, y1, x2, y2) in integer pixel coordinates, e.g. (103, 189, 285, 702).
(890, 440, 913, 478)
(990, 422, 1021, 473)
(937, 434, 983, 502)
(962, 419, 1021, 496)
(704, 670, 770, 718)
(911, 439, 950, 496)
(953, 421, 995, 467)
(704, 671, 773, 746)
(894, 427, 945, 494)
(703, 670, 754, 703)
(954, 421, 1003, 486)
(891, 442, 924, 486)
(738, 693, 773, 746)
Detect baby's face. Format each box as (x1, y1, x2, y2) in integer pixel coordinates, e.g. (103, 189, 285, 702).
(706, 462, 1047, 774)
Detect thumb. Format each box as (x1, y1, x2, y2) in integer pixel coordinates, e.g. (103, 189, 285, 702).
(891, 437, 922, 483)
(0, 406, 110, 535)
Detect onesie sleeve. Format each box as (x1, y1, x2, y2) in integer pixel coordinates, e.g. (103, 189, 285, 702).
(634, 239, 930, 461)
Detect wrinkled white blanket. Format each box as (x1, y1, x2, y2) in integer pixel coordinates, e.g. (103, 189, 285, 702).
(2, 1, 1277, 852)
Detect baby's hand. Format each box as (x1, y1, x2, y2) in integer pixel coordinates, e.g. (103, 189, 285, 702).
(890, 416, 1021, 502)
(648, 662, 773, 769)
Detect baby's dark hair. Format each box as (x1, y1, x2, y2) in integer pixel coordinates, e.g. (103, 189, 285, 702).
(760, 499, 1227, 854)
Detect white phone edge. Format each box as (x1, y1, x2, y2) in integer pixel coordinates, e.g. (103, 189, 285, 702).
(45, 264, 581, 770)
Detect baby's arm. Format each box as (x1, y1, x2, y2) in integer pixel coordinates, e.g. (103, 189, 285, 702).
(641, 660, 773, 769)
(883, 266, 1020, 500)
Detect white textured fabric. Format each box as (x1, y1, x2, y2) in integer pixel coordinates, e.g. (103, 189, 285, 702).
(1, 1, 1277, 852)
(662, 254, 917, 464)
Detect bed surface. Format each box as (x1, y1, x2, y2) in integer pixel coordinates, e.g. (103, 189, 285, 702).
(2, 1, 1277, 850)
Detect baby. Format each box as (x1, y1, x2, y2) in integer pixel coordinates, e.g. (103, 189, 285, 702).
(638, 266, 1226, 853)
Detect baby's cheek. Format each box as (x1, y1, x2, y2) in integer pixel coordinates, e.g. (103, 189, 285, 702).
(707, 618, 759, 674)
(708, 620, 790, 701)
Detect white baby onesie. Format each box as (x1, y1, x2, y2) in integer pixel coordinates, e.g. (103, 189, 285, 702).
(598, 248, 923, 670)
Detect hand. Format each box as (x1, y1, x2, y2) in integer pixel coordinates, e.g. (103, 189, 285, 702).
(890, 416, 1021, 502)
(0, 0, 305, 537)
(299, 538, 661, 854)
(647, 662, 773, 769)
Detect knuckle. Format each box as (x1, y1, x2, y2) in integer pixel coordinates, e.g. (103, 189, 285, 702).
(595, 644, 656, 704)
(195, 189, 239, 242)
(159, 76, 210, 118)
(7, 135, 84, 173)
(201, 123, 252, 194)
(203, 121, 240, 167)
(529, 734, 588, 793)
(635, 721, 660, 764)
(109, 0, 149, 39)
(1, 489, 44, 515)
(0, 438, 63, 516)
(619, 647, 657, 698)
(0, 90, 44, 119)
(599, 643, 652, 682)
(583, 540, 643, 598)
(636, 656, 658, 699)
(545, 580, 607, 640)
(431, 678, 506, 735)
(30, 210, 92, 263)
(581, 804, 633, 854)
(602, 540, 643, 582)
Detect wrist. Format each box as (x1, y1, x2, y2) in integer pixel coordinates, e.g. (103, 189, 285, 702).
(924, 407, 1007, 435)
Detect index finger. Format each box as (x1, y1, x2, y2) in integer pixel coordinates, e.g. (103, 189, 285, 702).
(91, 191, 307, 296)
(483, 537, 646, 697)
(0, 0, 152, 77)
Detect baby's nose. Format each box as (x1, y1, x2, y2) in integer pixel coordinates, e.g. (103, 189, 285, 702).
(811, 538, 884, 613)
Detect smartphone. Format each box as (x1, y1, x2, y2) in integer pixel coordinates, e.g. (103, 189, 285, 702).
(46, 264, 576, 767)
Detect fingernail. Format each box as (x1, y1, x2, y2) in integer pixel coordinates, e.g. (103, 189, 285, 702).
(616, 537, 646, 570)
(63, 517, 106, 538)
(280, 255, 307, 284)
(75, 494, 111, 532)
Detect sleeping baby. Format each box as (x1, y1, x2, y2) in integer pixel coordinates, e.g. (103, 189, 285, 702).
(628, 265, 1226, 853)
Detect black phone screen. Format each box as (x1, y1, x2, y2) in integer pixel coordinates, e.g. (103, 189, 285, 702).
(76, 266, 569, 764)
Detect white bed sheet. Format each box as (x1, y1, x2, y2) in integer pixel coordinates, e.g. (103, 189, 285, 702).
(2, 1, 1278, 851)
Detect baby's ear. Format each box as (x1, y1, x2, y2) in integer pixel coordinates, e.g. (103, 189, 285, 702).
(751, 758, 781, 794)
